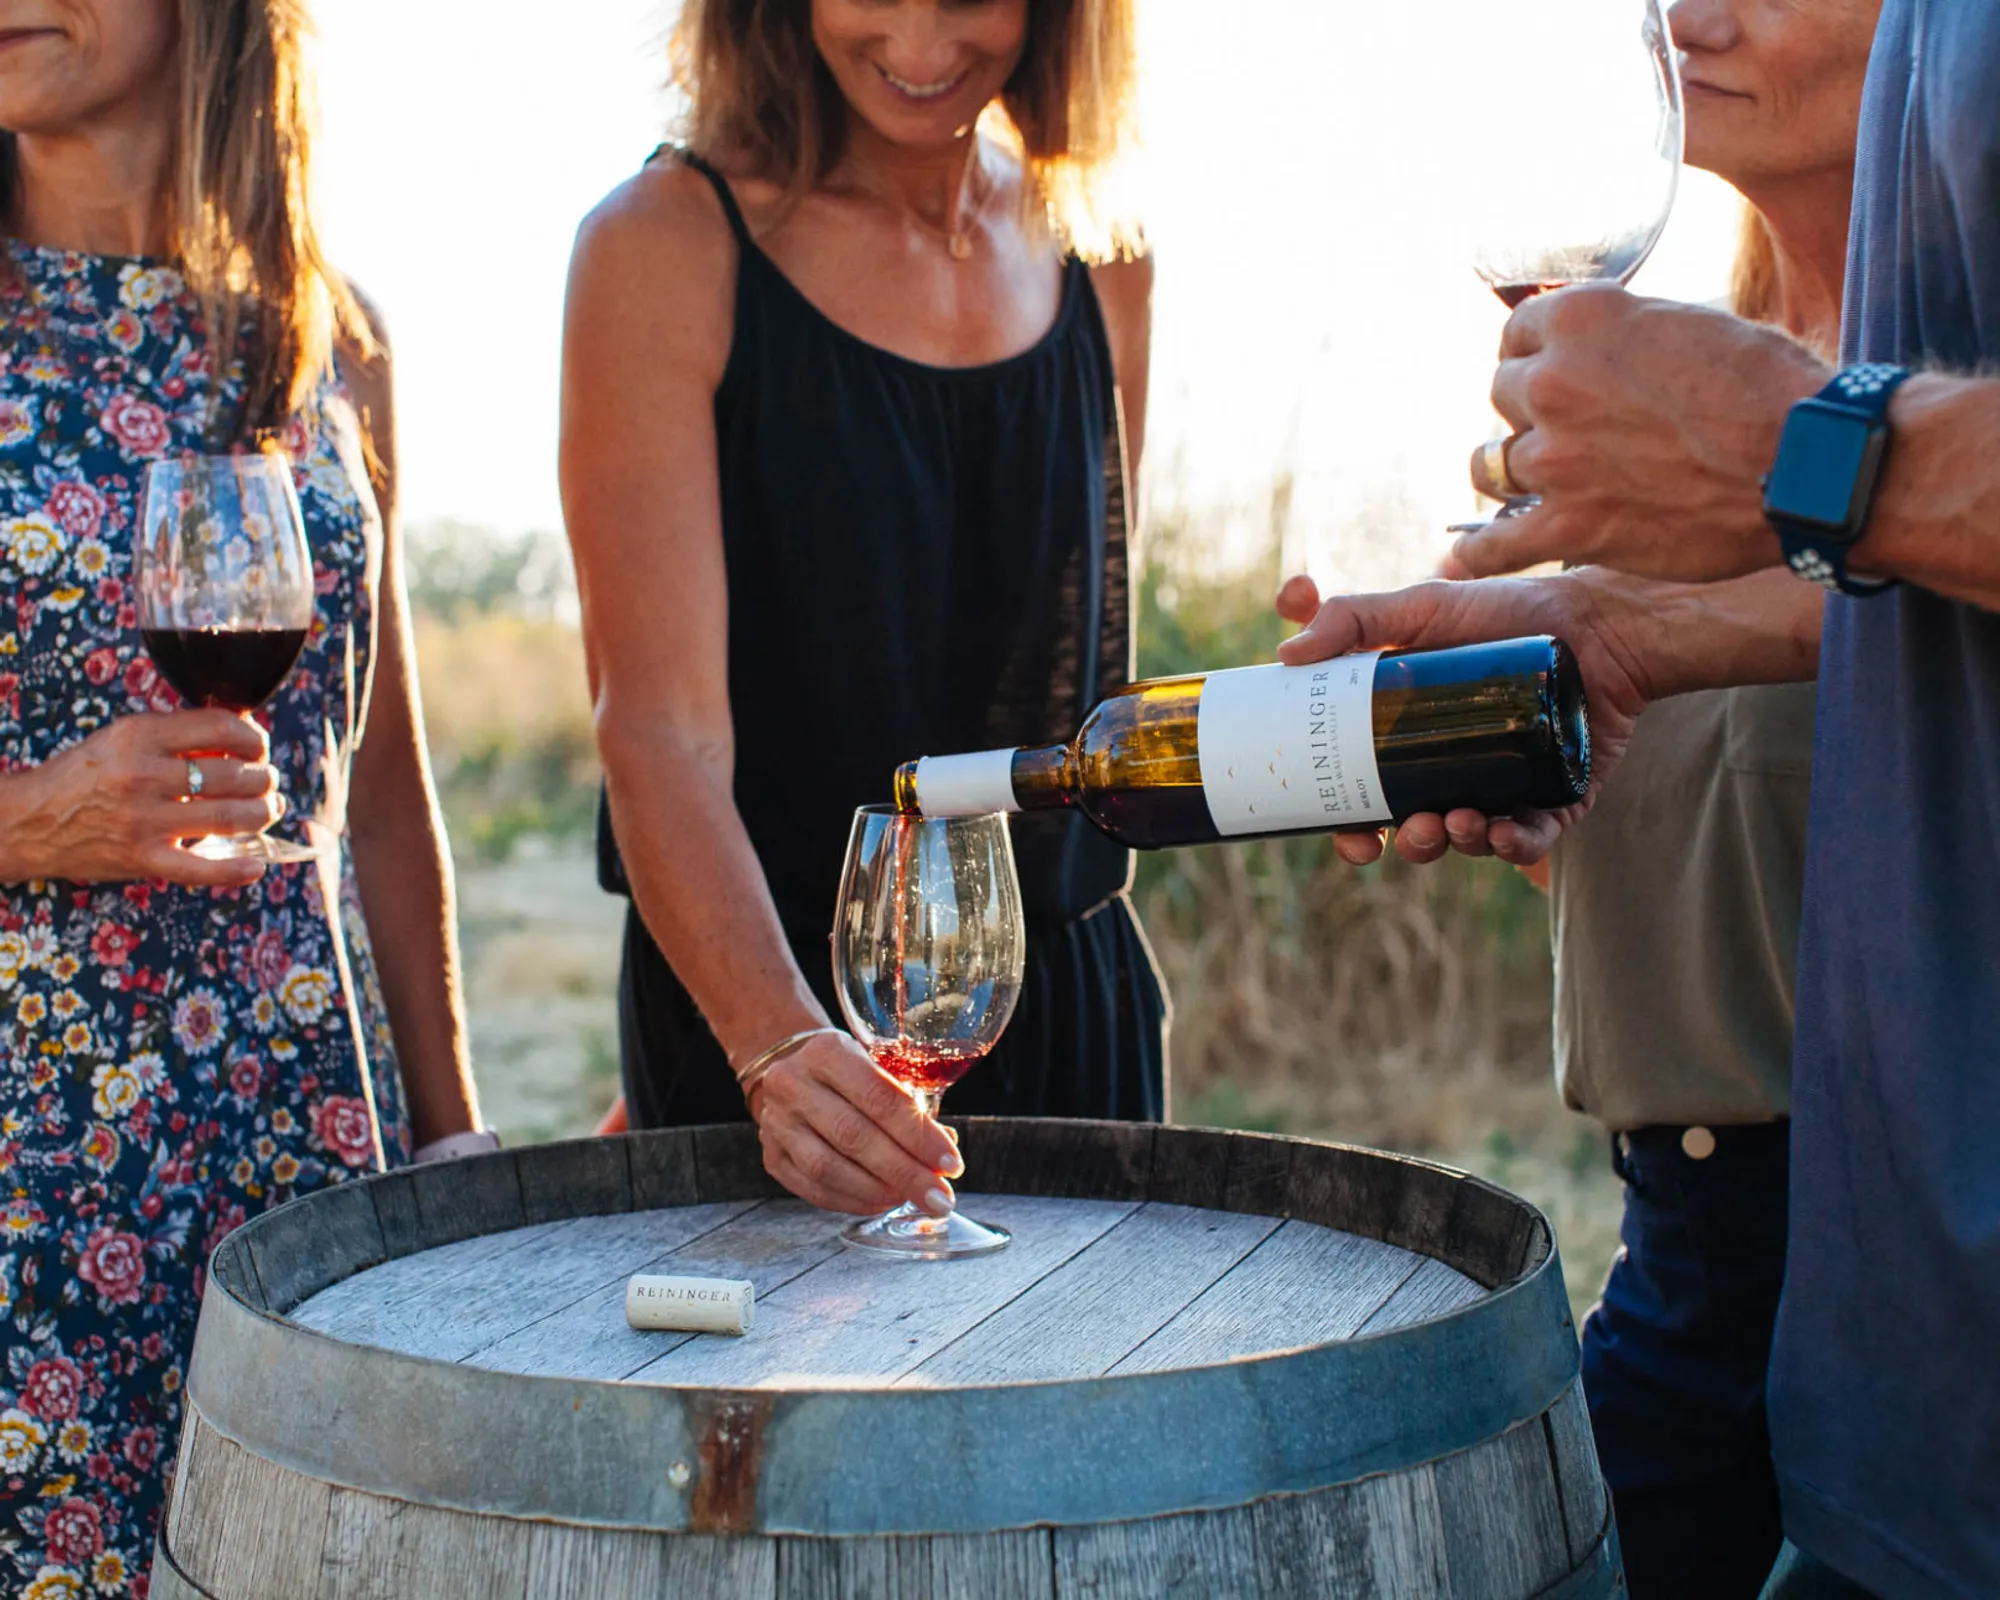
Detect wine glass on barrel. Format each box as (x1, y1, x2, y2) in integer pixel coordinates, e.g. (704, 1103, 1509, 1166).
(135, 452, 318, 863)
(831, 805, 1025, 1259)
(1452, 0, 1683, 529)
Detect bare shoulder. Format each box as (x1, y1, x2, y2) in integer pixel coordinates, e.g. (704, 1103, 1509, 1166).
(1088, 250, 1155, 316)
(1087, 251, 1155, 350)
(569, 158, 744, 384)
(1087, 248, 1154, 396)
(342, 277, 392, 349)
(573, 158, 741, 287)
(330, 277, 396, 505)
(336, 279, 393, 401)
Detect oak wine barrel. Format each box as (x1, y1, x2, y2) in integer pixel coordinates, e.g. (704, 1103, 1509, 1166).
(156, 1121, 1621, 1598)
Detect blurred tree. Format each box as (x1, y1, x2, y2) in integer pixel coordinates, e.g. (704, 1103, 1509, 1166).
(404, 519, 577, 622)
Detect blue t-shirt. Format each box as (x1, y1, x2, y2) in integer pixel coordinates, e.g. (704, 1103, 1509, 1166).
(1771, 3, 2000, 1595)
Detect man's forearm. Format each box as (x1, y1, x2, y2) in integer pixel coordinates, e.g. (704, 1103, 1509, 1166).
(1855, 374, 2000, 611)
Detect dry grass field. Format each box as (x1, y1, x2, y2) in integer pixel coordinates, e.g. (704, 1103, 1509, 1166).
(414, 520, 1623, 1325)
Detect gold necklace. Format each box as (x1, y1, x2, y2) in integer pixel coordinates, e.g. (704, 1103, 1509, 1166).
(942, 169, 989, 261)
(895, 151, 993, 262)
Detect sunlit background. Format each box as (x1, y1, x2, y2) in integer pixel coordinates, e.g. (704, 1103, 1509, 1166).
(311, 0, 1749, 1309)
(315, 0, 1742, 589)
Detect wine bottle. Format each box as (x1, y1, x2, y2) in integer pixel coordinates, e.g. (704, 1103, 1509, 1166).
(893, 637, 1589, 848)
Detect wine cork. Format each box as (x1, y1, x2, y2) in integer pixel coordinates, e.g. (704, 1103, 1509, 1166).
(625, 1274, 754, 1336)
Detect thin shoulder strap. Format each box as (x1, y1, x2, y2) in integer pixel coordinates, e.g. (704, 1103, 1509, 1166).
(1078, 259, 1135, 697)
(647, 142, 754, 250)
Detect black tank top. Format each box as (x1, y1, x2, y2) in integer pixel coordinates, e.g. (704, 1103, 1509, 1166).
(600, 149, 1132, 923)
(601, 150, 1165, 1127)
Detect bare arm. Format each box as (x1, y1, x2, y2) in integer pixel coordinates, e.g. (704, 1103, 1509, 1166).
(1275, 564, 1823, 867)
(1088, 252, 1155, 496)
(1451, 287, 2000, 611)
(340, 306, 480, 1148)
(560, 164, 957, 1214)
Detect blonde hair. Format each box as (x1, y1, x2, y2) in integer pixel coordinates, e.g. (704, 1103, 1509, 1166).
(2, 0, 369, 440)
(670, 0, 1143, 262)
(1730, 203, 1780, 326)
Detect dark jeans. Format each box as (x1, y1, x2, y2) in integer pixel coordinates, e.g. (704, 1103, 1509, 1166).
(1760, 1542, 1884, 1600)
(1580, 1120, 1791, 1600)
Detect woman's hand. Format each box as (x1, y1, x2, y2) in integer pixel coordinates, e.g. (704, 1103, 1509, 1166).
(0, 711, 280, 887)
(745, 1032, 964, 1216)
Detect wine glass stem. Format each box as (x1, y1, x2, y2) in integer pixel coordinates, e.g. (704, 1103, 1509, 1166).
(909, 1086, 951, 1235)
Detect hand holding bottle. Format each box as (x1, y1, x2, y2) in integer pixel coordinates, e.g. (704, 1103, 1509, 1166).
(1276, 570, 1658, 867)
(900, 631, 1589, 848)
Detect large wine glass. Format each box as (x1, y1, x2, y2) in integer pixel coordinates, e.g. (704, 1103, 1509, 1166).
(831, 805, 1025, 1259)
(1454, 0, 1683, 527)
(134, 452, 317, 863)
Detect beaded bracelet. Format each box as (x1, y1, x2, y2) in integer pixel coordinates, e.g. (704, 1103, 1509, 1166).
(412, 1128, 502, 1164)
(733, 1026, 845, 1101)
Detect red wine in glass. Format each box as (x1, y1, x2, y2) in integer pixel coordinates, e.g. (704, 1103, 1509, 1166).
(1490, 282, 1564, 310)
(142, 626, 308, 713)
(869, 1038, 985, 1095)
(135, 452, 318, 863)
(832, 804, 1024, 1259)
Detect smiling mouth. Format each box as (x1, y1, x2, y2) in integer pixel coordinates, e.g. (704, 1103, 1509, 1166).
(875, 63, 969, 103)
(1681, 76, 1752, 100)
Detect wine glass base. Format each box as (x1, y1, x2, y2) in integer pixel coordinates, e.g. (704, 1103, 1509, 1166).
(185, 832, 320, 865)
(840, 1205, 1011, 1260)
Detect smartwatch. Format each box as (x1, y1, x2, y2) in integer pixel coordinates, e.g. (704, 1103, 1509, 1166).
(1762, 363, 1911, 596)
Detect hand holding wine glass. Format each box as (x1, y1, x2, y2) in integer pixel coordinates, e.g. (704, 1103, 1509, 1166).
(745, 1027, 966, 1218)
(831, 805, 1025, 1258)
(1457, 290, 1831, 579)
(134, 451, 318, 864)
(0, 709, 280, 888)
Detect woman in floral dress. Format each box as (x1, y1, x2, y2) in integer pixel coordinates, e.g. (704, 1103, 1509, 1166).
(0, 3, 483, 1593)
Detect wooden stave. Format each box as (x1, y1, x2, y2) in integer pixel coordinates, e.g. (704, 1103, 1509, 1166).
(166, 1122, 1617, 1598)
(162, 1393, 1618, 1600)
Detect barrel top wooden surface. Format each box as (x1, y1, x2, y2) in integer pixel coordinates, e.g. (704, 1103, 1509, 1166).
(289, 1195, 1489, 1389)
(185, 1121, 1578, 1538)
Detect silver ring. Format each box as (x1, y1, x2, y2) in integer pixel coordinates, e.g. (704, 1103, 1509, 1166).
(1479, 435, 1523, 499)
(185, 759, 204, 798)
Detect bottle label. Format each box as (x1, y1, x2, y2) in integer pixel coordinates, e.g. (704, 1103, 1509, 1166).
(912, 750, 1020, 816)
(1197, 655, 1388, 835)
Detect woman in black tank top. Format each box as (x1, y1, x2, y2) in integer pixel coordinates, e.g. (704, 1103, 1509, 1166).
(560, 0, 1164, 1218)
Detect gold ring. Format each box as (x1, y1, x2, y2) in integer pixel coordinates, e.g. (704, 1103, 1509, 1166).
(1479, 435, 1522, 499)
(185, 760, 204, 798)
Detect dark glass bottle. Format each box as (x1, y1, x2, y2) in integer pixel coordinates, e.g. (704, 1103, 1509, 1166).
(893, 637, 1590, 849)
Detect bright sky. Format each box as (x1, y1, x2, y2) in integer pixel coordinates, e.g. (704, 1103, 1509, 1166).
(315, 0, 1741, 596)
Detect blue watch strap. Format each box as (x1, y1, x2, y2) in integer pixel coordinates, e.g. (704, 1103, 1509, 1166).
(1770, 363, 1911, 596)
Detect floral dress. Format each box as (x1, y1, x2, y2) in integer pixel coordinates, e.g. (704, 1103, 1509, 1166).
(0, 243, 412, 1598)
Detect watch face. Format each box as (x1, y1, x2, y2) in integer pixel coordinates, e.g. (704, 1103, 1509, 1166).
(1764, 400, 1880, 531)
